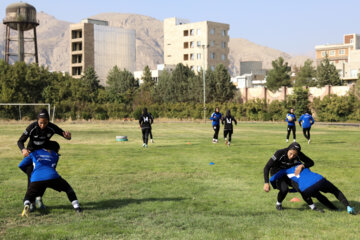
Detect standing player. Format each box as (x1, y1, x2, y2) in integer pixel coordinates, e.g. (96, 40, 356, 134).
(298, 111, 315, 144)
(139, 108, 153, 148)
(19, 143, 82, 217)
(285, 108, 296, 143)
(263, 142, 315, 210)
(270, 164, 355, 214)
(17, 109, 72, 210)
(221, 110, 237, 146)
(210, 107, 222, 143)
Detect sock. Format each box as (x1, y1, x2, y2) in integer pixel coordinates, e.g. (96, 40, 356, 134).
(24, 200, 30, 206)
(309, 204, 316, 210)
(276, 201, 282, 206)
(72, 200, 80, 209)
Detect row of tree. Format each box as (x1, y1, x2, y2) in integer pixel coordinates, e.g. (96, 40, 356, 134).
(266, 56, 342, 92)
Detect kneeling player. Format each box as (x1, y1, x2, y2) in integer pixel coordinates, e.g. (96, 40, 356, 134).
(270, 164, 355, 214)
(19, 143, 82, 217)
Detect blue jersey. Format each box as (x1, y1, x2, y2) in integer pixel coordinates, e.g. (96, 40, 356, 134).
(19, 149, 60, 182)
(286, 113, 296, 126)
(270, 165, 324, 193)
(210, 112, 222, 126)
(299, 113, 315, 129)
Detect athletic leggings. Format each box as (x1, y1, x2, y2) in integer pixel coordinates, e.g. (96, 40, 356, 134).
(149, 129, 153, 140)
(142, 128, 150, 144)
(24, 177, 77, 204)
(213, 125, 220, 140)
(301, 179, 349, 209)
(303, 127, 311, 140)
(286, 125, 296, 140)
(275, 178, 290, 203)
(224, 129, 233, 142)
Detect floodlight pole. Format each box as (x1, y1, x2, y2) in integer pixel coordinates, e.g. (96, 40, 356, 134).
(201, 44, 209, 123)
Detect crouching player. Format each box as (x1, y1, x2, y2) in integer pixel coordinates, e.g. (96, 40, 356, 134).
(19, 142, 82, 217)
(270, 164, 355, 214)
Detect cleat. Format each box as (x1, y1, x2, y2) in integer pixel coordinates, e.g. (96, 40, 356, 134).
(293, 139, 296, 142)
(347, 206, 355, 215)
(142, 143, 146, 148)
(151, 139, 154, 143)
(312, 207, 324, 213)
(225, 140, 228, 145)
(145, 144, 148, 148)
(22, 205, 30, 217)
(36, 197, 46, 210)
(228, 142, 231, 147)
(286, 139, 289, 143)
(75, 207, 83, 213)
(276, 205, 283, 211)
(308, 139, 311, 144)
(29, 203, 35, 212)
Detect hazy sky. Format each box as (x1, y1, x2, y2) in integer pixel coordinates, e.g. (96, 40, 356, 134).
(1, 0, 359, 56)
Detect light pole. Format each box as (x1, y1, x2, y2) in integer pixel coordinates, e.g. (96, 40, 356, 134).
(201, 44, 209, 123)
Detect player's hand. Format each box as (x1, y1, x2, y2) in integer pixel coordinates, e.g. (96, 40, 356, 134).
(264, 183, 270, 192)
(22, 148, 30, 157)
(295, 164, 304, 176)
(63, 131, 72, 140)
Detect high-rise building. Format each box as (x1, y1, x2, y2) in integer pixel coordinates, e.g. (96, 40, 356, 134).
(315, 33, 360, 84)
(70, 18, 136, 84)
(164, 17, 229, 72)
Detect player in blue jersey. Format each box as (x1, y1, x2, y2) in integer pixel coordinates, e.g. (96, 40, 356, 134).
(270, 164, 355, 214)
(285, 108, 296, 143)
(298, 111, 315, 144)
(210, 107, 222, 143)
(19, 143, 82, 217)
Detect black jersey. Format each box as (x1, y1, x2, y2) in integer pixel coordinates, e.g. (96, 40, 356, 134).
(221, 115, 237, 130)
(263, 148, 314, 183)
(17, 121, 65, 151)
(139, 114, 153, 129)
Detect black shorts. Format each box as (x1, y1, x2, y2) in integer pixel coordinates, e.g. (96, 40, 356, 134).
(26, 177, 73, 201)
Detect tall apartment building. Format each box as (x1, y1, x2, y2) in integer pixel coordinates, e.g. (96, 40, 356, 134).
(164, 17, 229, 72)
(315, 33, 360, 84)
(70, 18, 136, 84)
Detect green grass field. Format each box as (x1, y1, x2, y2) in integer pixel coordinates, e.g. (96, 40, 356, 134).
(0, 121, 359, 240)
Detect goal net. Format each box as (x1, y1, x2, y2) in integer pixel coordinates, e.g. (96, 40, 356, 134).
(0, 103, 51, 120)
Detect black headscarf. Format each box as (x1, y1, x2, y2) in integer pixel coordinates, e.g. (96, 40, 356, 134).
(226, 109, 231, 117)
(287, 142, 301, 152)
(38, 109, 50, 120)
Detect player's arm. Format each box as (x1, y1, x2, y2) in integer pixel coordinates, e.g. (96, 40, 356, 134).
(49, 122, 71, 140)
(139, 117, 143, 127)
(285, 114, 289, 123)
(298, 116, 303, 126)
(233, 117, 237, 125)
(209, 113, 214, 120)
(298, 152, 314, 169)
(311, 116, 315, 125)
(17, 124, 34, 155)
(269, 169, 287, 189)
(18, 156, 33, 173)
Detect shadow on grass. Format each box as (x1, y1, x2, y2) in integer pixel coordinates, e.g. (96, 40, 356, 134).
(48, 197, 187, 211)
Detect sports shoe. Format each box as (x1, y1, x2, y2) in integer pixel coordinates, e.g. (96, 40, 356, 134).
(145, 144, 148, 148)
(36, 197, 46, 210)
(312, 207, 324, 213)
(22, 205, 30, 217)
(276, 205, 283, 211)
(286, 139, 289, 143)
(142, 143, 146, 148)
(228, 142, 231, 147)
(75, 207, 83, 213)
(347, 206, 355, 215)
(225, 140, 228, 145)
(151, 139, 154, 143)
(293, 139, 296, 142)
(29, 203, 35, 212)
(308, 139, 311, 144)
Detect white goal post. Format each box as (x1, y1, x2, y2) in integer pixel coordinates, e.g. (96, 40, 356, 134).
(0, 103, 51, 121)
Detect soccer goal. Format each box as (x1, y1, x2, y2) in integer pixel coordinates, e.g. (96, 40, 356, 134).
(0, 103, 51, 120)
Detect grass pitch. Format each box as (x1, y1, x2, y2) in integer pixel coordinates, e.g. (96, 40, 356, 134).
(0, 121, 359, 240)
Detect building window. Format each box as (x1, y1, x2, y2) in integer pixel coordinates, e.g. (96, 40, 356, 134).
(190, 29, 195, 36)
(184, 42, 189, 49)
(210, 41, 215, 47)
(210, 66, 215, 71)
(72, 67, 82, 76)
(72, 54, 82, 64)
(190, 41, 194, 48)
(221, 42, 226, 48)
(197, 53, 201, 59)
(329, 50, 335, 56)
(72, 42, 82, 51)
(197, 41, 201, 47)
(184, 54, 189, 61)
(71, 30, 82, 39)
(321, 51, 326, 57)
(339, 49, 345, 55)
(210, 52, 215, 59)
(190, 54, 194, 60)
(222, 30, 227, 36)
(221, 54, 226, 60)
(197, 29, 201, 35)
(183, 30, 189, 36)
(210, 28, 215, 35)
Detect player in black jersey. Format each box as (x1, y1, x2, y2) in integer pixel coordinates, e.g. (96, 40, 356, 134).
(17, 109, 72, 210)
(221, 110, 237, 146)
(263, 142, 315, 210)
(139, 108, 153, 148)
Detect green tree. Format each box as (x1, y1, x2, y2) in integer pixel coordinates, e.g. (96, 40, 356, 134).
(106, 66, 138, 103)
(141, 65, 155, 90)
(212, 64, 236, 102)
(316, 55, 341, 86)
(265, 57, 291, 92)
(287, 87, 310, 116)
(81, 66, 101, 102)
(295, 59, 316, 87)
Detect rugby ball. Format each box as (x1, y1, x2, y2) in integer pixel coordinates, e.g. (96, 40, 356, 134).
(287, 115, 293, 122)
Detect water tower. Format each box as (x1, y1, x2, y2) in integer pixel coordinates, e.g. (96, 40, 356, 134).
(3, 2, 39, 63)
